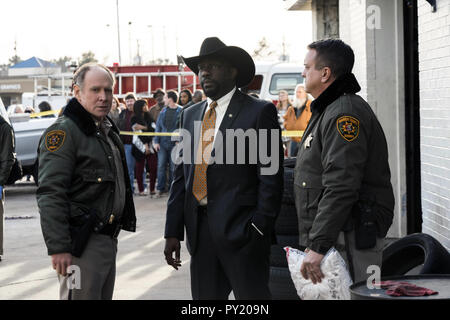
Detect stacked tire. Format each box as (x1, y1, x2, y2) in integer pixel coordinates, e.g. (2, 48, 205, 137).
(382, 233, 450, 276)
(269, 157, 304, 300)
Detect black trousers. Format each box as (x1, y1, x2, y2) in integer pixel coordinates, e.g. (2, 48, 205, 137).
(190, 207, 271, 300)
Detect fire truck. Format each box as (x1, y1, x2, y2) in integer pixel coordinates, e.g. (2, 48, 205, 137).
(109, 63, 200, 104)
(109, 61, 304, 105)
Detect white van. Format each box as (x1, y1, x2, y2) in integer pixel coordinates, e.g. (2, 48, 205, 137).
(243, 61, 305, 103)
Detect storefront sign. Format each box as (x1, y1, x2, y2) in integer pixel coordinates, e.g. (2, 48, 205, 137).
(0, 84, 21, 91)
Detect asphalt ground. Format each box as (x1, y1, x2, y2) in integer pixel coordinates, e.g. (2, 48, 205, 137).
(0, 180, 192, 300)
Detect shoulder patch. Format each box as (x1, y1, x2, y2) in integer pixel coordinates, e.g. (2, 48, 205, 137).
(45, 130, 66, 152)
(337, 116, 359, 142)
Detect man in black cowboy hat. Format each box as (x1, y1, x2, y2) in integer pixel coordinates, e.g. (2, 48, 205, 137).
(163, 37, 283, 299)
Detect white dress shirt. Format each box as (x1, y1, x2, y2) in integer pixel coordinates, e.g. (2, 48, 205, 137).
(205, 86, 236, 138)
(198, 87, 236, 206)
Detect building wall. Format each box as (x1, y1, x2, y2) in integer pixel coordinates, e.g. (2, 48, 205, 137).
(312, 0, 340, 40)
(339, 0, 369, 100)
(8, 67, 61, 77)
(418, 0, 450, 250)
(339, 0, 407, 238)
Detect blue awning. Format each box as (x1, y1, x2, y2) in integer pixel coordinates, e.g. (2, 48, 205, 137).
(11, 57, 57, 69)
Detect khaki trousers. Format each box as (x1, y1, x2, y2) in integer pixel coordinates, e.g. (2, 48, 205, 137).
(0, 189, 4, 256)
(58, 233, 118, 300)
(336, 230, 384, 284)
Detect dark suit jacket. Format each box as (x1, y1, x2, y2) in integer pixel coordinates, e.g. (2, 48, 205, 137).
(165, 89, 284, 254)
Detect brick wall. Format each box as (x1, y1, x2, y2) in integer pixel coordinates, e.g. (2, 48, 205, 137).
(418, 0, 450, 250)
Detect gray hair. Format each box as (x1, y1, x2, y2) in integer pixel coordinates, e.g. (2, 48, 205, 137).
(72, 63, 116, 90)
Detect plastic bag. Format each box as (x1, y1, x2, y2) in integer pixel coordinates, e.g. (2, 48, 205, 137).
(285, 247, 353, 300)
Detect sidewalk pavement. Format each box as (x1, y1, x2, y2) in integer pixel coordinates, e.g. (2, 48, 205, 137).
(0, 183, 192, 300)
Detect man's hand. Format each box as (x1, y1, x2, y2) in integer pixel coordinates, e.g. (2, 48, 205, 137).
(164, 237, 182, 270)
(153, 143, 161, 152)
(0, 185, 3, 201)
(51, 253, 72, 276)
(300, 249, 325, 284)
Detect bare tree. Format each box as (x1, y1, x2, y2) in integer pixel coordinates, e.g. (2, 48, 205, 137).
(252, 38, 275, 59)
(8, 55, 22, 66)
(52, 56, 73, 72)
(78, 51, 98, 66)
(148, 58, 172, 65)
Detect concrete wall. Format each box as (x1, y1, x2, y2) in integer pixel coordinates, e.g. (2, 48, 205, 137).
(339, 0, 369, 100)
(311, 0, 339, 40)
(339, 0, 407, 238)
(418, 0, 450, 250)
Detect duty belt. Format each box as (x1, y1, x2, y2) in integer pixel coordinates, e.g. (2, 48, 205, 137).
(99, 221, 122, 239)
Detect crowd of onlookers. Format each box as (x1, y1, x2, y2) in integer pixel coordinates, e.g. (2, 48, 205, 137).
(276, 84, 313, 158)
(8, 84, 312, 195)
(6, 101, 58, 118)
(112, 88, 206, 197)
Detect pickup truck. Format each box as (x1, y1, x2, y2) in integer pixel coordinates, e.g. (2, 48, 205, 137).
(0, 97, 56, 184)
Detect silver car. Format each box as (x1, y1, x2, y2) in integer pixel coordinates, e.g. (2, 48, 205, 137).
(0, 98, 57, 184)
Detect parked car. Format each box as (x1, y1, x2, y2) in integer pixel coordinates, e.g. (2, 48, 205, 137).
(0, 97, 56, 184)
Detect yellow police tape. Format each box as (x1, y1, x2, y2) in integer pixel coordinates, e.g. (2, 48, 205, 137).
(29, 110, 60, 118)
(28, 110, 304, 138)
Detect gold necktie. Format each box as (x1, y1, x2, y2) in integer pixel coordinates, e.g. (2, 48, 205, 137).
(192, 101, 217, 202)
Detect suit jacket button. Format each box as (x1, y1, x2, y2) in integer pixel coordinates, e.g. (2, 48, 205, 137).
(302, 182, 307, 187)
(98, 178, 102, 182)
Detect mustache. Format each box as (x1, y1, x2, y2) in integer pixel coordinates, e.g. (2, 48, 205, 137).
(201, 78, 217, 85)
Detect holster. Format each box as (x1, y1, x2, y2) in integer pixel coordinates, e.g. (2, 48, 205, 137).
(351, 194, 378, 250)
(69, 208, 103, 258)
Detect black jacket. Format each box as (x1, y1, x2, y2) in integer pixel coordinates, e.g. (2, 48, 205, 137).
(0, 116, 15, 186)
(165, 89, 284, 254)
(37, 98, 136, 255)
(294, 73, 394, 254)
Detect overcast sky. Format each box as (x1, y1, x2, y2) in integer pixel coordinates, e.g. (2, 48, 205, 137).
(0, 0, 312, 66)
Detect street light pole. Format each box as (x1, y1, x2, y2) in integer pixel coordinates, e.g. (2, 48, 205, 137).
(116, 0, 122, 65)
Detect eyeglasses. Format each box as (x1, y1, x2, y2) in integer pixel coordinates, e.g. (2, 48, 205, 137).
(197, 63, 224, 72)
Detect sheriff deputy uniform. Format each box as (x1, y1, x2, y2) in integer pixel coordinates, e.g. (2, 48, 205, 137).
(294, 73, 395, 283)
(36, 97, 136, 299)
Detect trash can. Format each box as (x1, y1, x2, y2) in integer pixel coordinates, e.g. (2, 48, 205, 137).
(350, 274, 450, 300)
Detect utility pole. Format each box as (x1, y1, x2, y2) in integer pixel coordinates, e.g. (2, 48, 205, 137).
(128, 21, 133, 65)
(280, 35, 289, 62)
(116, 0, 122, 65)
(163, 25, 167, 63)
(147, 25, 155, 63)
(135, 40, 142, 65)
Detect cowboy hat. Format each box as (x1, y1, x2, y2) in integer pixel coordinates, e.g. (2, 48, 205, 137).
(182, 37, 255, 88)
